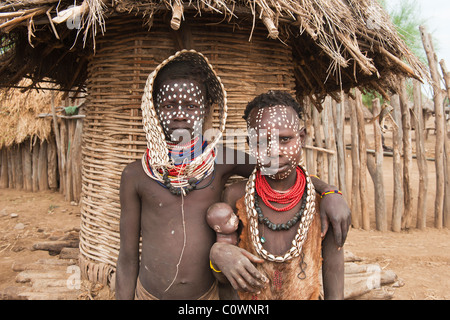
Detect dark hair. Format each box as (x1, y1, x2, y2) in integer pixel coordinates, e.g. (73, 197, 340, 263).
(243, 90, 303, 121)
(154, 60, 213, 106)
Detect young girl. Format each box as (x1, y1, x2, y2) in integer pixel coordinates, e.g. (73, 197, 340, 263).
(210, 91, 345, 300)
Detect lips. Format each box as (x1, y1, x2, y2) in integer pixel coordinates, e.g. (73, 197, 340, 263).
(261, 161, 289, 170)
(167, 126, 193, 134)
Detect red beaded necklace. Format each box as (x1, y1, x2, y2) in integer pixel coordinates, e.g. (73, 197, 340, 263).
(255, 166, 306, 212)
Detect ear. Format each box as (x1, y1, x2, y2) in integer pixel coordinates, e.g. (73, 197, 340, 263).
(299, 127, 307, 147)
(213, 225, 222, 233)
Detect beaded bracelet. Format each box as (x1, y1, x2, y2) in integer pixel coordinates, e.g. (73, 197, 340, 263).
(321, 190, 343, 198)
(210, 260, 222, 273)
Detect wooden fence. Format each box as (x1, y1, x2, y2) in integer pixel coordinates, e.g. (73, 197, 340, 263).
(0, 115, 84, 203)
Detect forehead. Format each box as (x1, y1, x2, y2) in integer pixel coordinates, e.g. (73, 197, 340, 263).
(156, 78, 205, 94)
(247, 105, 299, 130)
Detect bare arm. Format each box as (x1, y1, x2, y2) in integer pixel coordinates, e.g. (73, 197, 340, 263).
(115, 163, 142, 300)
(321, 225, 345, 300)
(210, 182, 268, 294)
(310, 176, 351, 248)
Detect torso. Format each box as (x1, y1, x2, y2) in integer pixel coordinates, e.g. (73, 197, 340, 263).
(128, 147, 247, 299)
(235, 195, 322, 300)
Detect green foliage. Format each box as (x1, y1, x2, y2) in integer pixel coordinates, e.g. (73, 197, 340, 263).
(385, 0, 428, 63)
(361, 0, 428, 107)
(362, 91, 385, 111)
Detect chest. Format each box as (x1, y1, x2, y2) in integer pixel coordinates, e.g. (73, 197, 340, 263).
(137, 172, 224, 221)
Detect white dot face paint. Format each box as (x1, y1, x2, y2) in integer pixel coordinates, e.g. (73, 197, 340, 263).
(155, 79, 207, 142)
(247, 105, 303, 180)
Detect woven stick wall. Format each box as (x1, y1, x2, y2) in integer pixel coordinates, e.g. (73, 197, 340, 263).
(79, 14, 296, 287)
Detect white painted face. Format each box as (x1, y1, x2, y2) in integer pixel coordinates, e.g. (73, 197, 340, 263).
(247, 105, 305, 180)
(155, 79, 206, 142)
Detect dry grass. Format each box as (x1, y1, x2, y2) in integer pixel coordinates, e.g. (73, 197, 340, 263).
(0, 0, 429, 97)
(0, 79, 63, 148)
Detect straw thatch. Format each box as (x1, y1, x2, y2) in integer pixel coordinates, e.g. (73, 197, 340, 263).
(0, 0, 429, 108)
(0, 79, 63, 148)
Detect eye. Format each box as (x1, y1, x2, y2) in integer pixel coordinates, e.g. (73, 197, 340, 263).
(280, 136, 291, 143)
(163, 104, 174, 109)
(187, 104, 197, 110)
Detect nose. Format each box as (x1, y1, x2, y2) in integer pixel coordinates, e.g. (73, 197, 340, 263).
(173, 107, 188, 121)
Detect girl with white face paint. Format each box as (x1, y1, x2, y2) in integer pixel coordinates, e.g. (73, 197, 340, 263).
(210, 90, 345, 300)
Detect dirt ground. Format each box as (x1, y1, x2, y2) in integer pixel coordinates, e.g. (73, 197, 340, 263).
(0, 124, 449, 300)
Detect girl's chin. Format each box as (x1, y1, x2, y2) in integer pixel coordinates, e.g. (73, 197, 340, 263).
(260, 165, 294, 179)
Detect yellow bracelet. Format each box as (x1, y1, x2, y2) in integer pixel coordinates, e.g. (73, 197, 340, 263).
(210, 260, 222, 273)
(310, 175, 320, 179)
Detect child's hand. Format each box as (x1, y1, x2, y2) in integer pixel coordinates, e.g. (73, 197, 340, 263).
(210, 242, 268, 293)
(319, 193, 351, 248)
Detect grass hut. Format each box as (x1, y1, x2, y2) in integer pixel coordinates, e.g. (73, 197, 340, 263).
(0, 0, 428, 288)
(0, 79, 85, 201)
(0, 80, 62, 192)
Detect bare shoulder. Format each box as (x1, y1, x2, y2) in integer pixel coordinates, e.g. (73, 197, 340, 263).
(121, 160, 143, 179)
(120, 160, 145, 193)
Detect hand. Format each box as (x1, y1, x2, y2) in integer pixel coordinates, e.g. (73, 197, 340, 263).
(319, 193, 351, 248)
(210, 242, 268, 293)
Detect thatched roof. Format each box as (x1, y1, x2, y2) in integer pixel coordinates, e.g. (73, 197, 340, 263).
(0, 0, 429, 107)
(0, 79, 63, 148)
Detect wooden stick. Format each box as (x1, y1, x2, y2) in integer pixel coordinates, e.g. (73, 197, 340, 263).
(22, 139, 33, 192)
(7, 147, 14, 188)
(170, 3, 183, 30)
(0, 7, 48, 32)
(38, 140, 49, 191)
(303, 145, 336, 155)
(349, 95, 360, 229)
(438, 59, 450, 228)
(355, 89, 370, 231)
(14, 145, 23, 190)
(420, 26, 445, 229)
(336, 92, 349, 203)
(378, 46, 422, 81)
(391, 94, 403, 232)
(313, 106, 325, 179)
(31, 143, 40, 192)
(50, 92, 63, 193)
(412, 80, 428, 230)
(71, 119, 83, 202)
(47, 135, 58, 191)
(322, 97, 338, 186)
(260, 11, 279, 39)
(304, 97, 315, 173)
(0, 148, 8, 188)
(371, 98, 387, 231)
(398, 78, 413, 229)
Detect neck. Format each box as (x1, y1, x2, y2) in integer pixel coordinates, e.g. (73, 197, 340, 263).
(264, 167, 298, 191)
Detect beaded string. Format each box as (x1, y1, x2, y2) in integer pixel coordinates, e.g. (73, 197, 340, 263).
(255, 166, 306, 212)
(244, 166, 316, 263)
(255, 188, 308, 232)
(142, 138, 216, 195)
